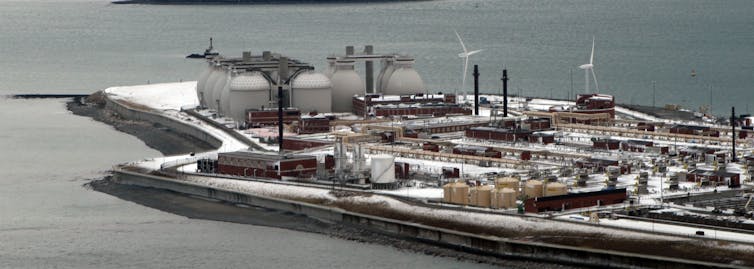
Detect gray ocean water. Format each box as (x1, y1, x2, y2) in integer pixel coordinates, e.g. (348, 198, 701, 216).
(0, 0, 751, 268)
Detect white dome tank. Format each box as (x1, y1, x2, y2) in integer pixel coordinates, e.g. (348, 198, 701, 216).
(383, 57, 424, 96)
(218, 70, 236, 117)
(323, 56, 337, 79)
(196, 62, 213, 107)
(203, 64, 224, 110)
(228, 71, 271, 122)
(210, 67, 231, 112)
(370, 155, 395, 184)
(330, 60, 364, 112)
(377, 58, 395, 93)
(291, 71, 332, 113)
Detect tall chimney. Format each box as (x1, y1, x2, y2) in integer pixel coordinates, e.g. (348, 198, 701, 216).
(364, 45, 374, 93)
(278, 86, 284, 154)
(732, 106, 737, 162)
(473, 65, 480, 116)
(502, 69, 509, 117)
(346, 46, 354, 56)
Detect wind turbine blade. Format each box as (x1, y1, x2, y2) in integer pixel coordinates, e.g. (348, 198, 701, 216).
(454, 30, 468, 53)
(591, 68, 599, 93)
(466, 49, 484, 56)
(589, 36, 595, 65)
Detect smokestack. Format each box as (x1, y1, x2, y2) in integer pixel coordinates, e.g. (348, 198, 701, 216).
(278, 56, 289, 83)
(732, 106, 737, 162)
(473, 65, 480, 115)
(278, 86, 284, 154)
(364, 45, 374, 93)
(502, 69, 509, 117)
(346, 46, 354, 56)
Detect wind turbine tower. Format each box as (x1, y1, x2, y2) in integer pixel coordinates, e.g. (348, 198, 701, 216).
(454, 30, 483, 103)
(578, 36, 599, 93)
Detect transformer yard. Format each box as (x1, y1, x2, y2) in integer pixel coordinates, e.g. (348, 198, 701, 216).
(101, 45, 754, 267)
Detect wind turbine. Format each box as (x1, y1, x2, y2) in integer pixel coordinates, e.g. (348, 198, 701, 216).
(455, 30, 483, 103)
(578, 36, 599, 93)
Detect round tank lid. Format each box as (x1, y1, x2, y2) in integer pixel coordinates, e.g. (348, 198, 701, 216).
(229, 72, 269, 91)
(292, 72, 331, 89)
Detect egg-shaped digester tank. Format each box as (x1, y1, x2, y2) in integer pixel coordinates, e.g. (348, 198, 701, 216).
(228, 71, 271, 123)
(330, 60, 364, 112)
(203, 64, 224, 110)
(210, 67, 230, 112)
(196, 61, 213, 107)
(323, 56, 337, 79)
(218, 70, 236, 117)
(383, 57, 424, 96)
(377, 58, 395, 93)
(291, 71, 332, 113)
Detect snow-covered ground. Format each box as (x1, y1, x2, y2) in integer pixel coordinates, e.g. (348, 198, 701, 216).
(106, 81, 198, 111)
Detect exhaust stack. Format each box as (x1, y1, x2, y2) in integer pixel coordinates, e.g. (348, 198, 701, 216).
(473, 65, 480, 115)
(502, 69, 509, 117)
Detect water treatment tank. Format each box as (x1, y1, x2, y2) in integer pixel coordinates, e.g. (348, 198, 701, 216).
(370, 154, 395, 184)
(376, 58, 395, 93)
(227, 71, 271, 122)
(494, 177, 520, 192)
(544, 182, 568, 197)
(196, 62, 213, 107)
(492, 188, 517, 209)
(210, 67, 231, 112)
(383, 57, 424, 96)
(203, 63, 224, 110)
(291, 71, 332, 113)
(524, 180, 544, 198)
(470, 185, 493, 207)
(330, 60, 364, 112)
(442, 181, 469, 205)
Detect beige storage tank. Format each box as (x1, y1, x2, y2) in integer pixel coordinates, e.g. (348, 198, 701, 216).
(203, 63, 224, 109)
(291, 71, 332, 113)
(196, 61, 214, 107)
(495, 177, 520, 192)
(330, 60, 365, 112)
(383, 57, 425, 96)
(227, 71, 271, 122)
(492, 188, 517, 209)
(544, 182, 568, 197)
(524, 180, 544, 198)
(470, 185, 493, 207)
(442, 182, 469, 205)
(210, 66, 231, 111)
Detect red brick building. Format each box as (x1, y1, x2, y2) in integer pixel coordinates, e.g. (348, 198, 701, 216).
(217, 151, 317, 179)
(524, 188, 627, 213)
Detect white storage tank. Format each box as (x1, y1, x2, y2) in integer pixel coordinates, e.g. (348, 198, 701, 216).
(383, 56, 424, 96)
(203, 64, 224, 110)
(330, 60, 364, 112)
(370, 155, 395, 184)
(218, 70, 235, 117)
(196, 62, 213, 107)
(228, 71, 271, 123)
(377, 58, 395, 93)
(210, 67, 231, 112)
(291, 71, 332, 113)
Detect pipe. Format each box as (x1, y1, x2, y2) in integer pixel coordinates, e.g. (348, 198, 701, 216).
(473, 65, 480, 115)
(278, 86, 284, 154)
(502, 69, 509, 117)
(732, 106, 737, 162)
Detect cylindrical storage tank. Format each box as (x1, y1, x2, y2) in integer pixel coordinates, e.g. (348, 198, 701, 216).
(524, 180, 544, 198)
(228, 71, 271, 123)
(370, 155, 395, 184)
(544, 182, 568, 197)
(196, 62, 213, 107)
(383, 57, 424, 96)
(323, 56, 337, 78)
(210, 67, 231, 112)
(495, 177, 520, 191)
(203, 64, 224, 110)
(492, 188, 517, 209)
(291, 71, 332, 113)
(470, 185, 493, 207)
(218, 70, 236, 117)
(442, 183, 453, 203)
(330, 60, 364, 112)
(450, 182, 469, 205)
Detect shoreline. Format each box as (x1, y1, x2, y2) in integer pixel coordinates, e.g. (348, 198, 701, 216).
(69, 95, 569, 268)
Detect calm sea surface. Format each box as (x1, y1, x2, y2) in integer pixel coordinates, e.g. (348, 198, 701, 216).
(0, 0, 751, 267)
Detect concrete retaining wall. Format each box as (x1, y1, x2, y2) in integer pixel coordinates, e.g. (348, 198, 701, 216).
(112, 169, 742, 269)
(104, 96, 223, 149)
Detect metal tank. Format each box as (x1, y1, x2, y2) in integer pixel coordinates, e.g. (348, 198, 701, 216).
(470, 185, 493, 207)
(330, 60, 364, 112)
(196, 62, 213, 107)
(218, 70, 236, 117)
(524, 179, 544, 198)
(383, 56, 424, 96)
(370, 154, 395, 184)
(227, 71, 271, 123)
(376, 58, 395, 93)
(291, 71, 332, 113)
(210, 66, 231, 113)
(492, 187, 517, 209)
(544, 182, 568, 197)
(494, 176, 520, 194)
(203, 63, 224, 110)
